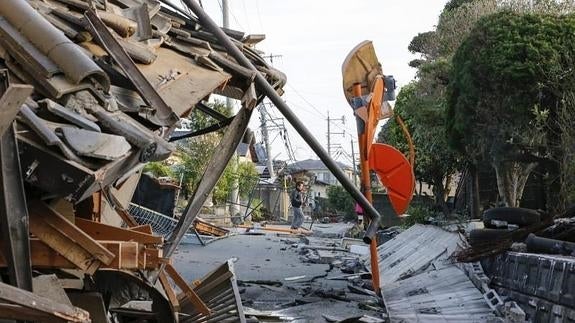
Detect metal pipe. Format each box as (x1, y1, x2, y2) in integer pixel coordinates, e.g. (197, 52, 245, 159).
(181, 0, 381, 244)
(353, 84, 381, 294)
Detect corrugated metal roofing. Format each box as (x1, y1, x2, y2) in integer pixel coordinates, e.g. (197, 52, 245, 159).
(366, 224, 463, 286)
(382, 266, 496, 322)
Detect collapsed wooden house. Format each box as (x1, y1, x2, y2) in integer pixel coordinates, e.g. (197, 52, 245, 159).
(0, 0, 286, 321)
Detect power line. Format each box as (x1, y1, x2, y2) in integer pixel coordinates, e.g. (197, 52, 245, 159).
(286, 83, 356, 136)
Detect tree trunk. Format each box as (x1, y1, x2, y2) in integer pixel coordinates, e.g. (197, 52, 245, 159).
(469, 164, 480, 219)
(432, 176, 450, 216)
(493, 161, 537, 207)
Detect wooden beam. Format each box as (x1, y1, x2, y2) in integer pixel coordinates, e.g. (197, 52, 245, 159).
(0, 82, 33, 136)
(29, 201, 116, 266)
(143, 247, 163, 269)
(0, 72, 34, 291)
(0, 303, 62, 322)
(159, 271, 180, 312)
(28, 204, 104, 274)
(194, 218, 229, 237)
(0, 281, 91, 322)
(0, 239, 141, 270)
(129, 224, 154, 234)
(118, 240, 138, 269)
(164, 263, 210, 315)
(75, 218, 163, 244)
(164, 106, 253, 259)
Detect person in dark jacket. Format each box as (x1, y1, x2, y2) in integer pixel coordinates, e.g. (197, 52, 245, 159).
(290, 181, 305, 231)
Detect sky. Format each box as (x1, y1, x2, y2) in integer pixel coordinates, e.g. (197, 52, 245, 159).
(192, 0, 449, 165)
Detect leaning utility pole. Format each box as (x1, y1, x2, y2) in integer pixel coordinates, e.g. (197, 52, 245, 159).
(183, 0, 383, 244)
(222, 0, 241, 219)
(259, 104, 274, 178)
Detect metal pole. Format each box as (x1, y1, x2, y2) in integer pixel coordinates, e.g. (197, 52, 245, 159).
(260, 104, 275, 177)
(182, 0, 381, 243)
(222, 0, 240, 219)
(327, 111, 331, 157)
(351, 138, 357, 186)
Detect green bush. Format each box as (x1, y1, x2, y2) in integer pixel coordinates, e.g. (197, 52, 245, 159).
(402, 203, 434, 227)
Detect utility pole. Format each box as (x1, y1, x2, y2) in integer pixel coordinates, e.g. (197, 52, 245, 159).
(223, 0, 240, 219)
(259, 104, 274, 178)
(326, 111, 345, 157)
(350, 138, 357, 186)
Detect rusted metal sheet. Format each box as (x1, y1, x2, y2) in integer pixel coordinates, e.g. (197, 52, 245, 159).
(0, 73, 34, 291)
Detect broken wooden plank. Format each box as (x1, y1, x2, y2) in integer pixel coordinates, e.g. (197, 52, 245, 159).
(194, 218, 229, 237)
(75, 217, 163, 244)
(0, 281, 90, 322)
(0, 239, 142, 270)
(93, 241, 139, 270)
(118, 240, 139, 269)
(0, 303, 61, 322)
(0, 238, 76, 269)
(0, 73, 34, 291)
(129, 224, 154, 234)
(30, 201, 116, 263)
(144, 247, 163, 269)
(164, 263, 210, 315)
(28, 201, 115, 273)
(159, 271, 180, 312)
(0, 82, 33, 136)
(164, 106, 253, 259)
(103, 242, 121, 269)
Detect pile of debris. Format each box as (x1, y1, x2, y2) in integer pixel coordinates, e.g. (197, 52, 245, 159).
(0, 0, 285, 321)
(365, 209, 575, 322)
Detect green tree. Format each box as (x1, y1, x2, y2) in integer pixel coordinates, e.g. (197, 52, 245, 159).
(326, 185, 355, 220)
(143, 161, 174, 178)
(448, 12, 575, 212)
(379, 77, 458, 215)
(175, 100, 235, 202)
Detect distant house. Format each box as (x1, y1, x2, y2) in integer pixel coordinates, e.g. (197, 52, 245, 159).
(288, 159, 355, 186)
(236, 142, 253, 163)
(287, 159, 356, 210)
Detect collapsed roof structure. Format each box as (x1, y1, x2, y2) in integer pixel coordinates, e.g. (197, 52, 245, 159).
(0, 0, 294, 321)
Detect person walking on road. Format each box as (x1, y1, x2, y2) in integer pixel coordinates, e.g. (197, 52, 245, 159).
(290, 181, 305, 232)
